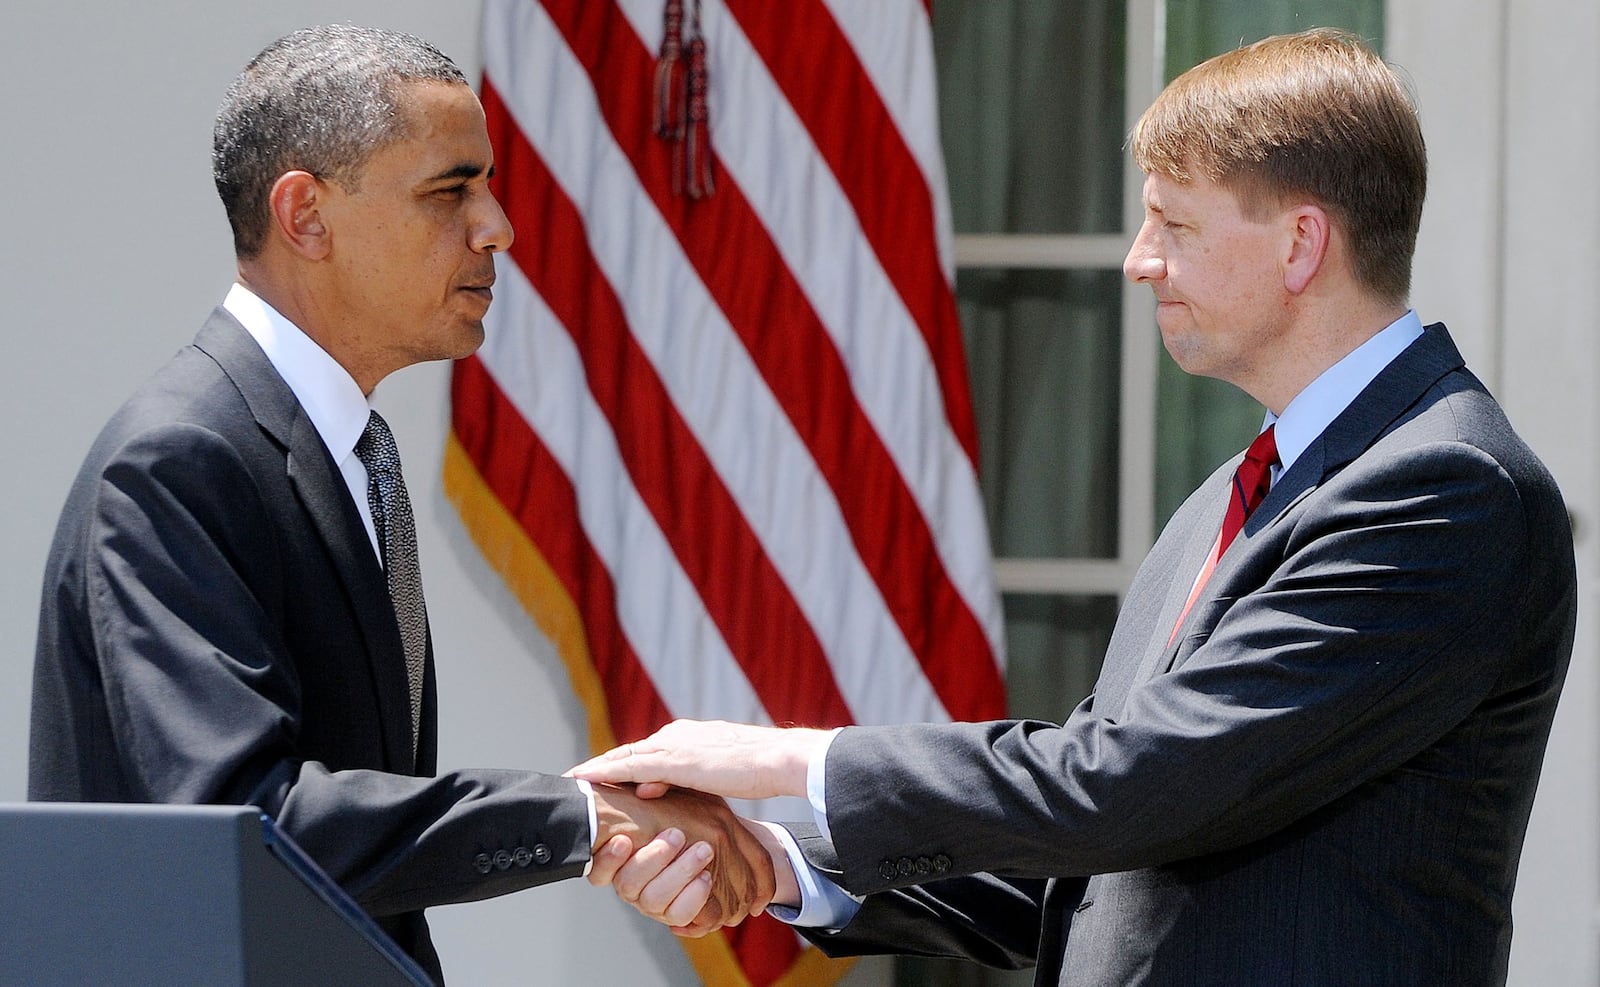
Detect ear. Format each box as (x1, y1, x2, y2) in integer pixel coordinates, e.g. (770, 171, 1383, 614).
(267, 171, 332, 260)
(1282, 203, 1330, 295)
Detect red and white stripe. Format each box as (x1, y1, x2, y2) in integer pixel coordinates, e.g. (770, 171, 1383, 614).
(451, 2, 1005, 983)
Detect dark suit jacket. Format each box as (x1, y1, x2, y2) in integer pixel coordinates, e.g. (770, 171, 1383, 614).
(30, 310, 591, 983)
(792, 325, 1577, 985)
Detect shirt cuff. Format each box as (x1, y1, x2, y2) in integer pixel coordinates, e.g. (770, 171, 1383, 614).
(574, 778, 597, 877)
(764, 821, 863, 929)
(807, 727, 844, 843)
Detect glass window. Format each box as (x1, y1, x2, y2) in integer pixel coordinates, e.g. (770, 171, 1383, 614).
(960, 268, 1122, 560)
(934, 1, 1128, 235)
(1002, 594, 1117, 721)
(1165, 0, 1384, 78)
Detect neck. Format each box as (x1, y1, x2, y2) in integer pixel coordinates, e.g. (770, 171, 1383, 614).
(1251, 293, 1408, 416)
(236, 260, 383, 395)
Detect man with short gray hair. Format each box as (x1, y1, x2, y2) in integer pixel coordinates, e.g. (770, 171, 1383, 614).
(30, 24, 772, 982)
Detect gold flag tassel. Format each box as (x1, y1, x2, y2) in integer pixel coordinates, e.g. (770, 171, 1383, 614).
(684, 0, 714, 199)
(653, 0, 686, 140)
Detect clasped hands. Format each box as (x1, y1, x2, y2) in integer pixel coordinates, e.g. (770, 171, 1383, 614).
(569, 720, 828, 936)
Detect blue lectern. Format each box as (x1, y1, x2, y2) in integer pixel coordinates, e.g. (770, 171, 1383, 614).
(0, 802, 432, 985)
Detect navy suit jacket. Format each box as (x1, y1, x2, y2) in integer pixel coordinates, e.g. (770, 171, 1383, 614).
(792, 325, 1576, 985)
(31, 310, 591, 983)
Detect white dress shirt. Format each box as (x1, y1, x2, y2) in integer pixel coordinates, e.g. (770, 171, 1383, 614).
(780, 310, 1427, 929)
(223, 282, 382, 561)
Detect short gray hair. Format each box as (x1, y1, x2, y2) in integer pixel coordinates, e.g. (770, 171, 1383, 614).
(212, 24, 467, 258)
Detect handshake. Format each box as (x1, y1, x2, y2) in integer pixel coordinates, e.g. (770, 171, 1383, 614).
(567, 720, 831, 936)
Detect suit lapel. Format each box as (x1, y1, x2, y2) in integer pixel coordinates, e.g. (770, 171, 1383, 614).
(1116, 464, 1235, 697)
(1156, 324, 1466, 677)
(193, 310, 417, 771)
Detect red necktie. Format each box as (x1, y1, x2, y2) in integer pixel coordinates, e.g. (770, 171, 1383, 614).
(1168, 425, 1279, 645)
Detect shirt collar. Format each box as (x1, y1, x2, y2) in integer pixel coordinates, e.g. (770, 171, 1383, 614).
(1266, 310, 1424, 475)
(223, 283, 371, 462)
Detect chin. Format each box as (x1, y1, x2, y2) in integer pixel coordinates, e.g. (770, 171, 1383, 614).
(449, 322, 487, 359)
(1156, 323, 1184, 359)
(1159, 331, 1208, 377)
(410, 327, 485, 368)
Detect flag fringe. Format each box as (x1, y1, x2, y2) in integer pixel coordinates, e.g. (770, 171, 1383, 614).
(442, 433, 854, 987)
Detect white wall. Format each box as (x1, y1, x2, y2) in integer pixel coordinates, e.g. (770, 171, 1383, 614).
(3, 2, 1593, 985)
(1496, 2, 1600, 982)
(1390, 2, 1600, 983)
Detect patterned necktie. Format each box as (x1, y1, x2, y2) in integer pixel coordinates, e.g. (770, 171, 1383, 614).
(354, 410, 428, 760)
(1168, 425, 1279, 645)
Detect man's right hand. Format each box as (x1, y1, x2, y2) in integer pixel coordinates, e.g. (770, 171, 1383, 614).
(591, 813, 802, 936)
(587, 784, 777, 933)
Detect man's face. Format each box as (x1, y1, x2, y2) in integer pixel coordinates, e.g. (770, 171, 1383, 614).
(1124, 170, 1290, 394)
(318, 80, 512, 381)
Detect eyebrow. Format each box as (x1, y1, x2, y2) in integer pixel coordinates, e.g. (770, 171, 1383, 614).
(427, 162, 494, 183)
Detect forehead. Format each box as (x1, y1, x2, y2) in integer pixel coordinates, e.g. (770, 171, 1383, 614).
(1141, 170, 1242, 218)
(376, 80, 493, 177)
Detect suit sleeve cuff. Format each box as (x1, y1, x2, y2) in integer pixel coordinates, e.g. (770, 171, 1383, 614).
(807, 727, 844, 843)
(764, 819, 862, 929)
(574, 778, 597, 877)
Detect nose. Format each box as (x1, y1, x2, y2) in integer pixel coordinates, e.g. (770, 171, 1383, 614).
(1123, 220, 1165, 284)
(471, 188, 515, 254)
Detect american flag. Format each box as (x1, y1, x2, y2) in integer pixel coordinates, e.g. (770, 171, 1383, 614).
(447, 1, 1006, 983)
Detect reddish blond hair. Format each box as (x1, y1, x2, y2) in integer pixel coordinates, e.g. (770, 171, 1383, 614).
(1132, 28, 1426, 303)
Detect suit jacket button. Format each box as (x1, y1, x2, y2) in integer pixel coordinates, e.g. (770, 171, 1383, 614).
(914, 856, 932, 875)
(513, 847, 534, 868)
(493, 849, 514, 871)
(473, 852, 494, 875)
(533, 843, 553, 865)
(932, 853, 951, 874)
(879, 859, 897, 881)
(896, 857, 914, 877)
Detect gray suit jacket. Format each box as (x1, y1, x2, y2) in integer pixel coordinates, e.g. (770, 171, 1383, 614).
(30, 310, 591, 983)
(794, 325, 1576, 985)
